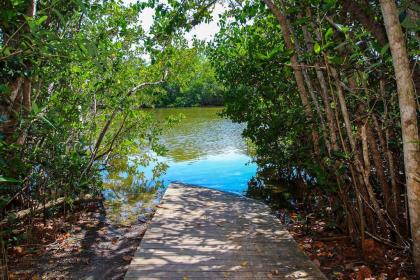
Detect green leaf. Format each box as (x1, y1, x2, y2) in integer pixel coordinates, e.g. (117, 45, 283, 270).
(256, 53, 268, 60)
(0, 176, 20, 183)
(328, 55, 342, 65)
(32, 102, 40, 114)
(24, 16, 36, 31)
(41, 116, 57, 129)
(11, 0, 25, 7)
(0, 84, 10, 94)
(325, 0, 337, 7)
(2, 47, 11, 56)
(335, 24, 349, 34)
(380, 43, 390, 56)
(79, 43, 88, 54)
(36, 15, 48, 26)
(401, 17, 419, 31)
(324, 27, 334, 41)
(313, 42, 321, 54)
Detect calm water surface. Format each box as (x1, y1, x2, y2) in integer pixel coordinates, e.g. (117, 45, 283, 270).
(153, 107, 257, 194)
(103, 107, 257, 224)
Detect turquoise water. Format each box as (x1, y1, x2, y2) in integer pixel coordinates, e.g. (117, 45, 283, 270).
(157, 152, 256, 194)
(151, 107, 257, 194)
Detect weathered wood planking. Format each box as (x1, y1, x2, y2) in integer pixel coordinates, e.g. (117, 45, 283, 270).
(125, 183, 326, 280)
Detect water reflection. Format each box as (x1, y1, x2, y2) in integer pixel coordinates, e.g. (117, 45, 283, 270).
(103, 107, 257, 224)
(154, 107, 247, 161)
(102, 156, 167, 225)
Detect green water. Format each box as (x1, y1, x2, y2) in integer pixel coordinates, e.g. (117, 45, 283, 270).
(153, 107, 248, 161)
(103, 107, 257, 224)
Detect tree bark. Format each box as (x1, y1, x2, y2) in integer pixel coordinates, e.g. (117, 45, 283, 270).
(366, 121, 392, 213)
(360, 123, 388, 231)
(379, 0, 420, 275)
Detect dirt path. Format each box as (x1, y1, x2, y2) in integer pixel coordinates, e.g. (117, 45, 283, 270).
(8, 203, 154, 280)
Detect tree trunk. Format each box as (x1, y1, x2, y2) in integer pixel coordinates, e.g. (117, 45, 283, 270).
(377, 79, 400, 219)
(366, 121, 392, 215)
(16, 78, 32, 145)
(262, 0, 321, 156)
(302, 68, 331, 155)
(302, 9, 340, 152)
(379, 0, 420, 275)
(361, 123, 388, 231)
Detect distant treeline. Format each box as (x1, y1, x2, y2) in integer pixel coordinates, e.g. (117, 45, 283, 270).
(150, 48, 225, 108)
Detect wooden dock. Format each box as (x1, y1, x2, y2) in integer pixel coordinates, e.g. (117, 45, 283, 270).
(125, 184, 326, 280)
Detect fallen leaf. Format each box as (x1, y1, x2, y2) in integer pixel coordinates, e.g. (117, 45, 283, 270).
(363, 239, 384, 261)
(122, 255, 132, 262)
(182, 276, 189, 280)
(356, 265, 372, 280)
(240, 261, 248, 267)
(267, 272, 273, 279)
(13, 246, 24, 255)
(314, 241, 324, 249)
(111, 238, 118, 245)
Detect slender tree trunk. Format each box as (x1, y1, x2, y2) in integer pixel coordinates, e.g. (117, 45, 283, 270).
(372, 114, 400, 228)
(84, 108, 119, 174)
(361, 123, 388, 231)
(379, 0, 420, 275)
(301, 9, 339, 151)
(263, 0, 321, 156)
(377, 79, 400, 219)
(16, 78, 32, 145)
(302, 68, 331, 155)
(366, 122, 392, 212)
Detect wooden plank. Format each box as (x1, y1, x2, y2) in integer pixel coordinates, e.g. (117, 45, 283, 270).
(124, 183, 326, 280)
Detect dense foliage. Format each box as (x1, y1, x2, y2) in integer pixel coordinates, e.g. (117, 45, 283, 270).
(0, 0, 186, 254)
(207, 0, 419, 273)
(152, 47, 225, 107)
(1, 0, 419, 277)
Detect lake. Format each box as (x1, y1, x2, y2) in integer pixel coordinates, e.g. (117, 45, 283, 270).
(152, 107, 257, 194)
(102, 107, 257, 224)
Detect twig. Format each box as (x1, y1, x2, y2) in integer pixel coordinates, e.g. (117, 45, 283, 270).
(0, 194, 101, 227)
(364, 231, 407, 250)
